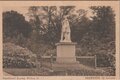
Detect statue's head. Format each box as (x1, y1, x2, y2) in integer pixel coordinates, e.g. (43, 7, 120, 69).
(63, 15, 69, 21)
(65, 15, 69, 18)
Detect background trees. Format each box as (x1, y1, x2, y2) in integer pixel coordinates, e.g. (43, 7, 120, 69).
(3, 10, 32, 46)
(90, 6, 115, 41)
(3, 10, 32, 38)
(79, 6, 115, 69)
(28, 6, 90, 45)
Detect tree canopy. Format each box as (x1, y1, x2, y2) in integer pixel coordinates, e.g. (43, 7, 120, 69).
(3, 10, 32, 39)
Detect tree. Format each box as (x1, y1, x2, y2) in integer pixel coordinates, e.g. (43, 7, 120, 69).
(69, 9, 91, 43)
(80, 6, 115, 53)
(3, 10, 32, 39)
(28, 6, 45, 42)
(80, 6, 116, 72)
(90, 6, 115, 41)
(28, 6, 76, 45)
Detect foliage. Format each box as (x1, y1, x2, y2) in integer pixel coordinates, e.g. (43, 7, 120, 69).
(28, 6, 77, 45)
(3, 43, 36, 68)
(79, 6, 115, 74)
(3, 10, 32, 48)
(76, 57, 95, 68)
(28, 6, 59, 45)
(90, 6, 115, 40)
(70, 11, 91, 43)
(3, 10, 32, 38)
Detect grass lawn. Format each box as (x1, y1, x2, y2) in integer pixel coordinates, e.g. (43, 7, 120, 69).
(3, 64, 113, 76)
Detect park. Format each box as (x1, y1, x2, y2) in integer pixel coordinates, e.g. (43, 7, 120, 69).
(3, 6, 115, 76)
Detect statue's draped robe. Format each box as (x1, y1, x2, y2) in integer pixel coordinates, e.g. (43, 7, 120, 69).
(61, 18, 71, 42)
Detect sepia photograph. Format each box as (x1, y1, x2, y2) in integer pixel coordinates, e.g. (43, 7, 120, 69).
(2, 2, 118, 77)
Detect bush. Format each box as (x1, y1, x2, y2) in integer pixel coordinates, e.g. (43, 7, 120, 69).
(3, 43, 36, 68)
(96, 52, 111, 67)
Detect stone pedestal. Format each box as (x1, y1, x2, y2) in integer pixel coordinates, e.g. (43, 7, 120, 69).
(55, 42, 78, 64)
(52, 42, 79, 70)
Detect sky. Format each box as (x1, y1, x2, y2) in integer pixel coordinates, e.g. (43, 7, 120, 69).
(3, 7, 30, 21)
(2, 1, 119, 21)
(2, 6, 94, 21)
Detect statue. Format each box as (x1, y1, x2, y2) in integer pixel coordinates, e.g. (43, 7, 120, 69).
(60, 16, 71, 42)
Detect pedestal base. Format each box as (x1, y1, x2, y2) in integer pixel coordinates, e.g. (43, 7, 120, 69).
(54, 42, 79, 69)
(52, 62, 80, 70)
(56, 42, 77, 63)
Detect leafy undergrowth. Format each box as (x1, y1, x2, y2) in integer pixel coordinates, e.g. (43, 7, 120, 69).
(3, 43, 36, 68)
